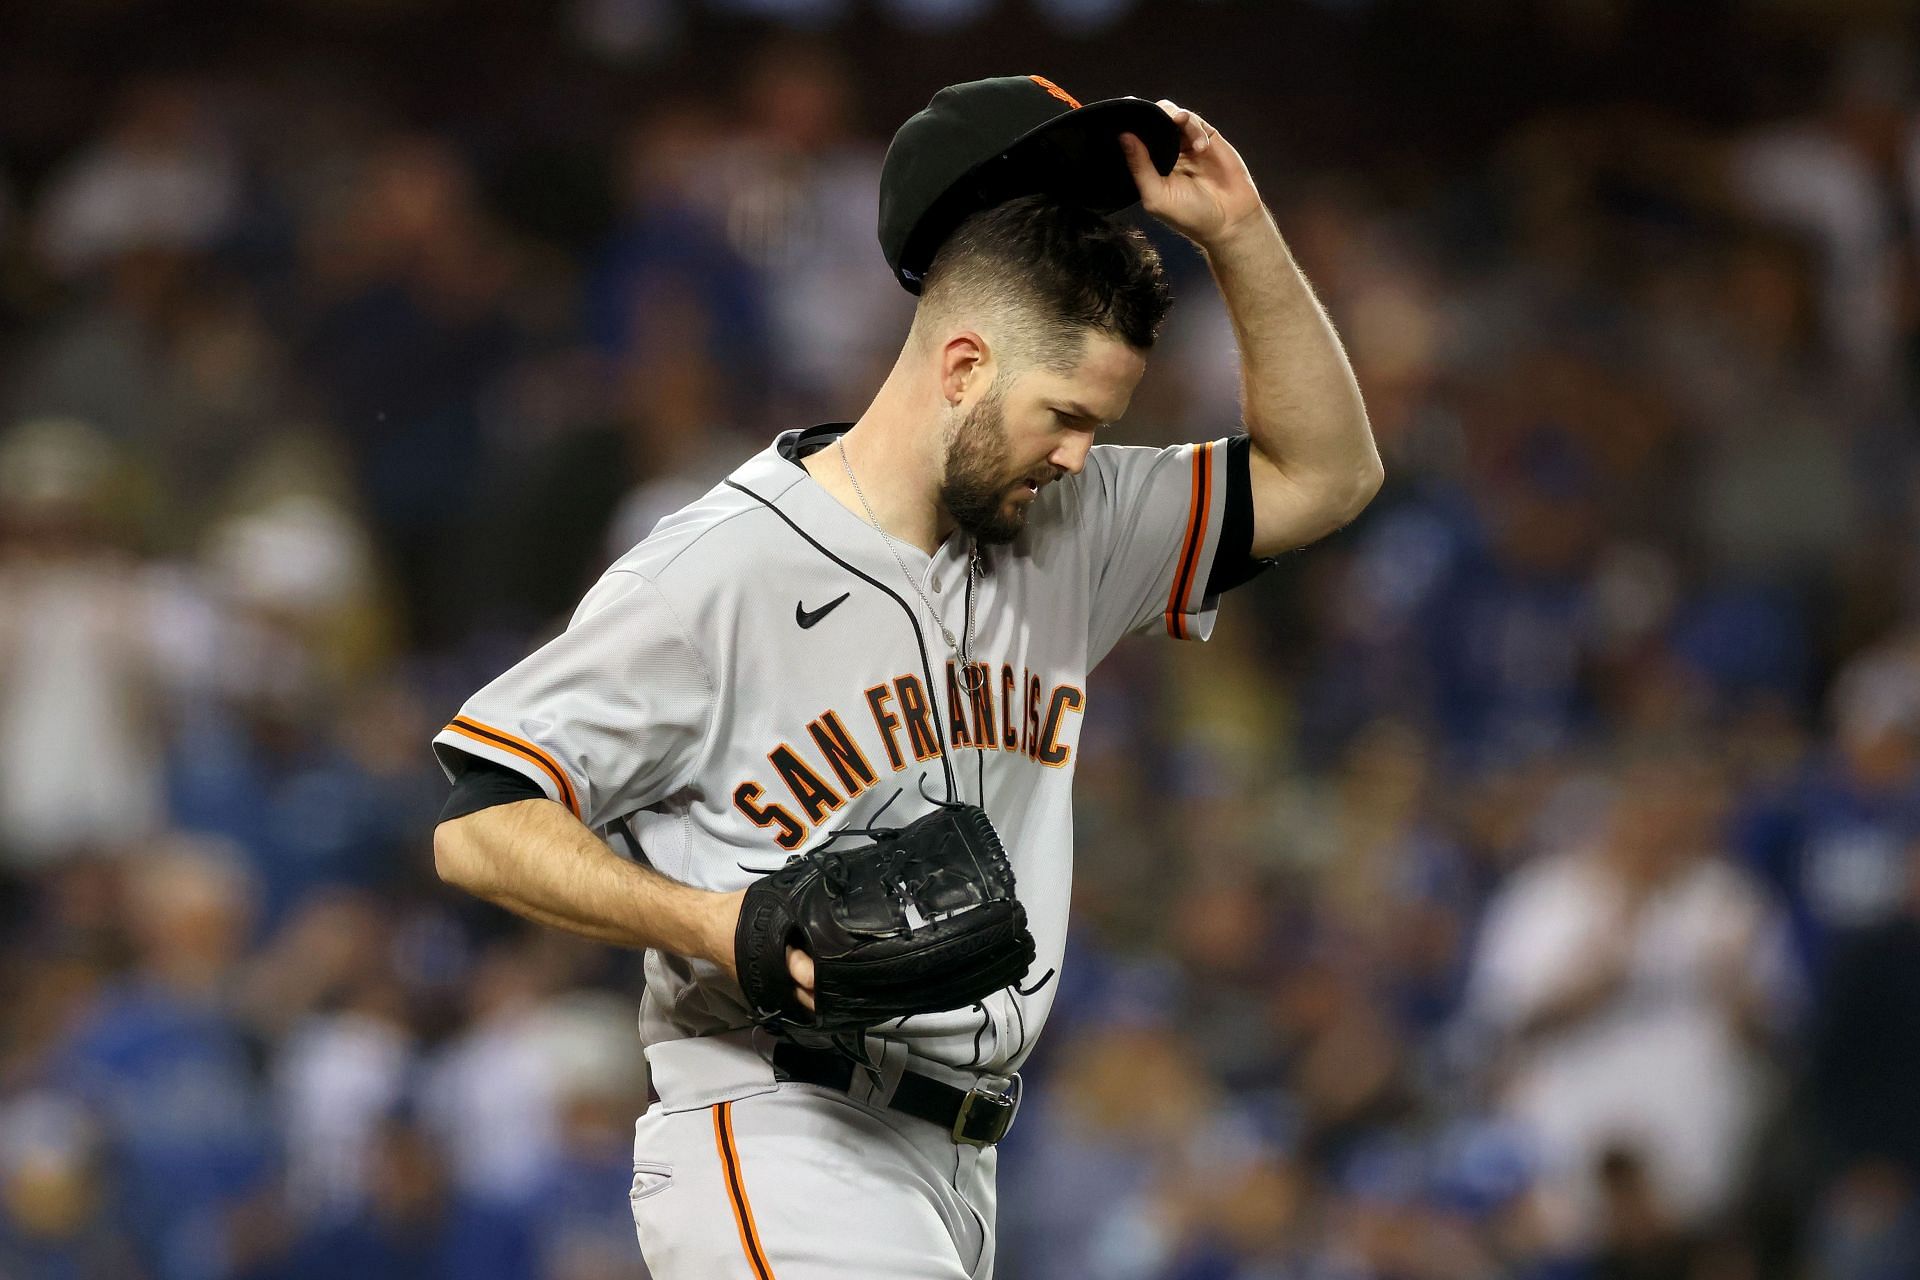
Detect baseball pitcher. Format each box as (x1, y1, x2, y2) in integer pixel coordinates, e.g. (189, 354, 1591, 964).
(432, 76, 1379, 1278)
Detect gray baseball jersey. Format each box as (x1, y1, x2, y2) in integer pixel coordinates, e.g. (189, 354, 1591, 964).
(433, 422, 1236, 1077)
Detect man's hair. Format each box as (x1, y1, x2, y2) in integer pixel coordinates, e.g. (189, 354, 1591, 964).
(914, 195, 1172, 371)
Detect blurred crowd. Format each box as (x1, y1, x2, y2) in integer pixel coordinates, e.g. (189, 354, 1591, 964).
(5, 1, 1920, 1278)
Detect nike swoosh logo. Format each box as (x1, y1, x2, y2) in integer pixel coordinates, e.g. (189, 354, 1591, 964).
(795, 592, 851, 629)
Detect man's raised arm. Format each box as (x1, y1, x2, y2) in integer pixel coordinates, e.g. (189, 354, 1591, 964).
(1122, 101, 1381, 556)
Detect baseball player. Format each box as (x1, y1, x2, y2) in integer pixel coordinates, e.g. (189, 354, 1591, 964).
(432, 76, 1378, 1278)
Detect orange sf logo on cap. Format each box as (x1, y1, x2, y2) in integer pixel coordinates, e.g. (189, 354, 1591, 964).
(1028, 76, 1081, 109)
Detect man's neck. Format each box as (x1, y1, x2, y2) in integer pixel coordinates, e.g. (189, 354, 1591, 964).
(803, 388, 955, 556)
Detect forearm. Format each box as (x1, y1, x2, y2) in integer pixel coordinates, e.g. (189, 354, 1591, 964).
(1205, 213, 1381, 544)
(1513, 968, 1625, 1043)
(434, 798, 739, 970)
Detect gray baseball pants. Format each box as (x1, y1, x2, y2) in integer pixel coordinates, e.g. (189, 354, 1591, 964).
(629, 1032, 999, 1279)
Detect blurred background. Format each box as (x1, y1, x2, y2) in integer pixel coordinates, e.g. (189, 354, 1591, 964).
(4, 0, 1920, 1277)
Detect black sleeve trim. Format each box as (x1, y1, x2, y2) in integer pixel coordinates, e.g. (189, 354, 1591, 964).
(438, 753, 549, 823)
(1205, 435, 1275, 596)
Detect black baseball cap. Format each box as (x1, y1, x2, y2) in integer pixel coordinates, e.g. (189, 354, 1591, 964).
(879, 75, 1183, 294)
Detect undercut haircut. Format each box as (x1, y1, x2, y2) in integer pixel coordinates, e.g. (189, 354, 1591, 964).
(915, 195, 1172, 372)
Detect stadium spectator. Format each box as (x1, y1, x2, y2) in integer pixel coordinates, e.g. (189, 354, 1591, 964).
(1808, 841, 1920, 1280)
(1465, 746, 1797, 1257)
(0, 419, 172, 867)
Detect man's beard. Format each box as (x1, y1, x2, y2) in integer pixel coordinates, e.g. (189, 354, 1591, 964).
(939, 389, 1030, 545)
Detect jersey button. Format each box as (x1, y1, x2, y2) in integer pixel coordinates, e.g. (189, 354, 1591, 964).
(931, 578, 941, 593)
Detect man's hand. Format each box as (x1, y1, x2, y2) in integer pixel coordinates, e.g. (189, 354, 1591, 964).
(705, 888, 817, 1012)
(1119, 101, 1265, 251)
(788, 947, 816, 1013)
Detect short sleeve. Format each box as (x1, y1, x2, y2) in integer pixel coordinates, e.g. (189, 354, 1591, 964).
(431, 570, 714, 829)
(1464, 858, 1593, 1033)
(1080, 437, 1238, 665)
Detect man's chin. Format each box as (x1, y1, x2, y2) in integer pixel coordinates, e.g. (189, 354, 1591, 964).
(968, 517, 1024, 546)
(956, 502, 1027, 546)
(942, 478, 1033, 545)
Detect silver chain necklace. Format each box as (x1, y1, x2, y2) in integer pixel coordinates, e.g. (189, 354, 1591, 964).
(838, 436, 979, 674)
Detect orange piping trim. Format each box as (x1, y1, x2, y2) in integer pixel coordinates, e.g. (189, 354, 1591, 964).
(444, 718, 579, 817)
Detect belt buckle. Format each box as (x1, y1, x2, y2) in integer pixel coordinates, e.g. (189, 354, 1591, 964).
(951, 1074, 1021, 1147)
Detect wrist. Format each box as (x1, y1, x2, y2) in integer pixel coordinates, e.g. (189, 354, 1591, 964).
(698, 888, 746, 977)
(644, 879, 742, 972)
(1200, 208, 1279, 262)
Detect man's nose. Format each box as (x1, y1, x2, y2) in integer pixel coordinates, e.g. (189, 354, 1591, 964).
(1050, 432, 1093, 476)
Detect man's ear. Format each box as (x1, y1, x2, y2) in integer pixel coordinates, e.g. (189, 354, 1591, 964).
(940, 331, 991, 406)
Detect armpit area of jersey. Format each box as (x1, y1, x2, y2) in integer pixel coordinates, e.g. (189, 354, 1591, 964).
(1205, 434, 1275, 595)
(438, 752, 549, 822)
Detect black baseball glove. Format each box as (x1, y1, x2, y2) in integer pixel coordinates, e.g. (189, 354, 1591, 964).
(733, 800, 1036, 1034)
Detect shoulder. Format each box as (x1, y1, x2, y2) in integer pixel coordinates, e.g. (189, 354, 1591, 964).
(1020, 442, 1176, 523)
(1485, 848, 1594, 921)
(604, 448, 813, 588)
(1078, 440, 1171, 491)
(1080, 439, 1219, 503)
(1681, 853, 1770, 911)
(1017, 439, 1218, 543)
(609, 482, 765, 581)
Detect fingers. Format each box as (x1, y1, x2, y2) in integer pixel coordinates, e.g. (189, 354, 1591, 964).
(1154, 98, 1214, 155)
(1117, 132, 1161, 188)
(786, 945, 816, 1013)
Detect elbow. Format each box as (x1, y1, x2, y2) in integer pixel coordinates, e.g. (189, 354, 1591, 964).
(1247, 453, 1387, 557)
(1318, 455, 1384, 532)
(433, 815, 490, 895)
(1349, 453, 1386, 518)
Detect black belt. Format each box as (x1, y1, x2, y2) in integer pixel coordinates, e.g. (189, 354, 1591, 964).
(770, 1041, 1020, 1147)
